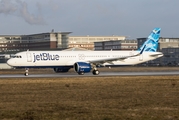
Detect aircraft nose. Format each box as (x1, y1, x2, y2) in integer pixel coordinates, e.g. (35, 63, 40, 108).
(7, 59, 14, 66)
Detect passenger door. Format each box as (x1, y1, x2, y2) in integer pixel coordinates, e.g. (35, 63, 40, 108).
(26, 52, 32, 62)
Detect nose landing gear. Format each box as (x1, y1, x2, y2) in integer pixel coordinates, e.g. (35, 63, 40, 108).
(24, 68, 29, 76)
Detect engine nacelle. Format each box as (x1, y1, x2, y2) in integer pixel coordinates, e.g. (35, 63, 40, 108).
(74, 62, 91, 73)
(53, 67, 71, 73)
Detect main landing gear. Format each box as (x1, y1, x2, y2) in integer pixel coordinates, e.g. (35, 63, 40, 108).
(78, 69, 100, 75)
(92, 68, 100, 75)
(24, 68, 29, 76)
(77, 68, 100, 75)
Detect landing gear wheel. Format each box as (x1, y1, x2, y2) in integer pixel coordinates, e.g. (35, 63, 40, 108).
(24, 72, 28, 76)
(78, 72, 84, 75)
(92, 70, 100, 75)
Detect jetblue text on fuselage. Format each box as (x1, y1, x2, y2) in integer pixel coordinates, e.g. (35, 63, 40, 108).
(33, 53, 59, 62)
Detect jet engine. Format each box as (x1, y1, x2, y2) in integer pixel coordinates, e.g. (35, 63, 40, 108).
(74, 62, 91, 75)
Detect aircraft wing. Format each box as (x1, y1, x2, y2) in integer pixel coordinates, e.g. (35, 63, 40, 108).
(88, 53, 141, 65)
(88, 45, 146, 65)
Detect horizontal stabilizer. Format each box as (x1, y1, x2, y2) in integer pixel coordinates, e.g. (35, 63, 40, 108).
(150, 53, 163, 57)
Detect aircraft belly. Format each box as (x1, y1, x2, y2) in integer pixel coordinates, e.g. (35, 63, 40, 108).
(28, 59, 72, 67)
(33, 61, 64, 66)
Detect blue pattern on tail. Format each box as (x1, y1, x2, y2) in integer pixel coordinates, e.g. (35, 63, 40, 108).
(138, 28, 161, 52)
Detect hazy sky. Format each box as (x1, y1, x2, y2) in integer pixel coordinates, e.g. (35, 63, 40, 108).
(0, 0, 179, 38)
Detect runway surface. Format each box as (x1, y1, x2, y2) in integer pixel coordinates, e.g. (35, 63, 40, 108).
(0, 71, 179, 78)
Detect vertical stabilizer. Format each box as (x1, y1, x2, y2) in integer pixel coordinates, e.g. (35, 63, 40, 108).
(138, 28, 161, 52)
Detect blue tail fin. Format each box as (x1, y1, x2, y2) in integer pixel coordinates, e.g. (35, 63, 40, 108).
(138, 28, 161, 52)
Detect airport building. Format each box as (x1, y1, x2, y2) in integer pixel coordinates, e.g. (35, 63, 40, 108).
(137, 37, 179, 51)
(161, 48, 179, 66)
(0, 32, 71, 53)
(94, 40, 137, 51)
(0, 33, 126, 52)
(68, 36, 126, 50)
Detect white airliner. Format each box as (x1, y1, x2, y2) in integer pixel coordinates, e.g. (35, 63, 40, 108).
(7, 28, 163, 76)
